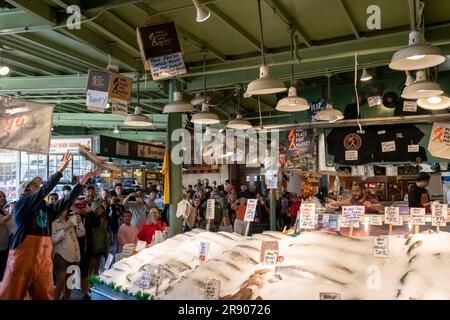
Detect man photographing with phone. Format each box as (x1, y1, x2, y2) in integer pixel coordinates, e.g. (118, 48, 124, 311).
(0, 152, 101, 300)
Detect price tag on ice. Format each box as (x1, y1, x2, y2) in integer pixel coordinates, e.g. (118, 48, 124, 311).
(432, 203, 448, 227)
(408, 144, 419, 153)
(384, 207, 401, 225)
(199, 241, 210, 262)
(135, 240, 147, 252)
(320, 292, 342, 300)
(410, 207, 426, 225)
(322, 214, 330, 224)
(104, 253, 114, 270)
(369, 215, 383, 226)
(339, 217, 359, 228)
(205, 279, 221, 300)
(403, 100, 417, 112)
(139, 272, 152, 289)
(345, 150, 358, 161)
(381, 141, 396, 153)
(206, 199, 215, 220)
(299, 203, 316, 229)
(342, 206, 365, 222)
(244, 199, 258, 222)
(260, 241, 279, 267)
(373, 236, 389, 258)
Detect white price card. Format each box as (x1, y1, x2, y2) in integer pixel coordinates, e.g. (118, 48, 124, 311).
(384, 207, 401, 225)
(104, 253, 114, 270)
(345, 150, 358, 161)
(299, 203, 316, 229)
(373, 236, 389, 258)
(322, 214, 330, 224)
(403, 100, 417, 112)
(244, 199, 258, 222)
(408, 144, 419, 153)
(410, 207, 426, 225)
(320, 292, 342, 300)
(381, 141, 396, 153)
(206, 199, 215, 220)
(369, 215, 383, 226)
(205, 279, 221, 300)
(139, 272, 152, 289)
(432, 203, 448, 227)
(135, 240, 147, 252)
(368, 96, 382, 107)
(342, 206, 365, 222)
(199, 241, 210, 262)
(339, 217, 360, 228)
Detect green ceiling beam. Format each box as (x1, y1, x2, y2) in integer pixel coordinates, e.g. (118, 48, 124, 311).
(265, 0, 312, 47)
(338, 0, 360, 39)
(0, 9, 47, 34)
(5, 0, 141, 71)
(87, 130, 167, 142)
(206, 4, 262, 52)
(0, 37, 85, 73)
(10, 33, 106, 69)
(1, 51, 60, 75)
(8, 66, 35, 77)
(0, 73, 162, 94)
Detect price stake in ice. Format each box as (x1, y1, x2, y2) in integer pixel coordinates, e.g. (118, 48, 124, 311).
(431, 203, 448, 227)
(260, 241, 279, 267)
(205, 199, 215, 220)
(244, 199, 258, 222)
(298, 203, 316, 229)
(205, 279, 221, 300)
(373, 236, 389, 258)
(342, 206, 365, 222)
(384, 206, 401, 225)
(410, 207, 426, 225)
(199, 241, 210, 262)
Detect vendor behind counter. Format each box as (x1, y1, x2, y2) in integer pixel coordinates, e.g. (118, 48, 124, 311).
(327, 182, 384, 214)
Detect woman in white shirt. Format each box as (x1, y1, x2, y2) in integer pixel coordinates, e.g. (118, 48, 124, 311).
(52, 210, 85, 300)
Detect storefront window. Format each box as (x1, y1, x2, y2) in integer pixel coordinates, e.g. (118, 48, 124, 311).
(21, 152, 48, 182)
(0, 149, 19, 202)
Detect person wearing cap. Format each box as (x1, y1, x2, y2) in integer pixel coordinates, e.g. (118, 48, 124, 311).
(408, 172, 431, 213)
(0, 152, 101, 300)
(62, 185, 72, 197)
(123, 190, 150, 229)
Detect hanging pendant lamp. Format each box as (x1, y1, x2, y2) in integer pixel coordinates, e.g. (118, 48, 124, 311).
(124, 75, 152, 126)
(245, 0, 286, 96)
(192, 0, 211, 22)
(360, 69, 372, 82)
(227, 87, 252, 129)
(401, 69, 443, 99)
(389, 30, 445, 71)
(315, 74, 344, 122)
(417, 95, 450, 110)
(276, 30, 309, 112)
(191, 53, 219, 125)
(163, 91, 195, 113)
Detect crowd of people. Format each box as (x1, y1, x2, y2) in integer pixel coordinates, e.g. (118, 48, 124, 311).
(0, 153, 167, 300)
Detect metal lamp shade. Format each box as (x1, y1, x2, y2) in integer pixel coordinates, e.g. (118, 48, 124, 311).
(315, 104, 344, 122)
(124, 106, 152, 126)
(401, 81, 443, 99)
(417, 95, 450, 110)
(191, 103, 220, 125)
(163, 92, 195, 113)
(245, 65, 286, 96)
(276, 86, 309, 112)
(195, 4, 210, 22)
(226, 114, 252, 130)
(389, 31, 445, 71)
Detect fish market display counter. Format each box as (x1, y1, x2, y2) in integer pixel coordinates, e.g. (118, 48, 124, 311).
(97, 228, 450, 300)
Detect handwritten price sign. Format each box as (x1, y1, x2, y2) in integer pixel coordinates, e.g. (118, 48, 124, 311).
(384, 207, 401, 225)
(410, 207, 426, 225)
(342, 206, 365, 222)
(432, 203, 448, 227)
(205, 279, 221, 300)
(373, 236, 389, 258)
(298, 203, 316, 229)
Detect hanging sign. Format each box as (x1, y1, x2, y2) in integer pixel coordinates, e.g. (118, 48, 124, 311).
(244, 199, 258, 222)
(149, 53, 187, 81)
(86, 69, 111, 111)
(0, 96, 53, 154)
(298, 203, 316, 229)
(205, 279, 221, 300)
(410, 207, 426, 225)
(116, 141, 129, 156)
(384, 206, 401, 225)
(373, 236, 389, 258)
(342, 206, 365, 222)
(431, 203, 448, 227)
(111, 99, 128, 116)
(206, 199, 215, 220)
(428, 123, 450, 160)
(108, 72, 133, 102)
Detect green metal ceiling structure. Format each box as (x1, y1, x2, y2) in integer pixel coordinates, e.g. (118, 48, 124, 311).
(1, 0, 450, 143)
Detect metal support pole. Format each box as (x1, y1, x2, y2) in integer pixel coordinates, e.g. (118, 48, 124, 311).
(270, 190, 276, 231)
(167, 79, 183, 237)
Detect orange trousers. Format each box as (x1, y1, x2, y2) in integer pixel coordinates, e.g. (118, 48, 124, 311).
(0, 235, 53, 300)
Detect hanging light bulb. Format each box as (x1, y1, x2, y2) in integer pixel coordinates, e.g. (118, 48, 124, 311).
(276, 29, 309, 112)
(192, 0, 210, 22)
(401, 69, 443, 99)
(245, 0, 286, 96)
(360, 69, 372, 82)
(0, 65, 10, 76)
(390, 30, 445, 70)
(163, 91, 195, 113)
(113, 126, 120, 134)
(315, 74, 344, 122)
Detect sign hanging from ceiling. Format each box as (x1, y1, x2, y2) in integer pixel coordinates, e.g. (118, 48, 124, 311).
(108, 72, 133, 102)
(137, 21, 187, 81)
(50, 137, 92, 154)
(0, 96, 53, 154)
(86, 69, 110, 112)
(428, 122, 450, 160)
